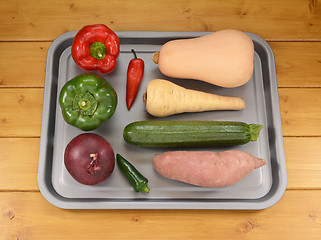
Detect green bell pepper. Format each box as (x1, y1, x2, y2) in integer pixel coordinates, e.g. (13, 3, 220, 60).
(59, 73, 117, 131)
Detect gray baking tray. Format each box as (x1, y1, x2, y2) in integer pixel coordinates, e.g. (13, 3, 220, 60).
(38, 31, 287, 209)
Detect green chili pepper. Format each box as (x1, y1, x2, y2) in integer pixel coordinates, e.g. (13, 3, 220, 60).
(59, 73, 117, 131)
(116, 154, 150, 193)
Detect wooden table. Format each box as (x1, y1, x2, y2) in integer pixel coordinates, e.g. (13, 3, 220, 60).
(1, 0, 320, 239)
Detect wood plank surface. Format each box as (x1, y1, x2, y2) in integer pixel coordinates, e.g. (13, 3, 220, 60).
(0, 0, 320, 41)
(0, 42, 321, 88)
(270, 42, 321, 87)
(0, 1, 320, 239)
(279, 88, 321, 136)
(1, 88, 321, 137)
(0, 42, 49, 88)
(284, 137, 321, 189)
(1, 137, 321, 191)
(0, 191, 320, 240)
(0, 138, 39, 191)
(0, 88, 43, 137)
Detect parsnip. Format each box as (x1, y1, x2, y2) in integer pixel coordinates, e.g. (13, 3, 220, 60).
(143, 79, 245, 117)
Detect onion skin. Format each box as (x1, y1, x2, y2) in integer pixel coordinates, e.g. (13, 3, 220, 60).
(64, 133, 115, 185)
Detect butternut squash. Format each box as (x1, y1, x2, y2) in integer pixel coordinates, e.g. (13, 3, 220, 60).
(143, 79, 245, 117)
(152, 29, 254, 88)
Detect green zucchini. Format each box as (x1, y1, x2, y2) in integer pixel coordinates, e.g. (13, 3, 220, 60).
(123, 121, 263, 147)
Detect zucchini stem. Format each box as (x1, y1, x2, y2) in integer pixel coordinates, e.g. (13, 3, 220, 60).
(249, 124, 263, 141)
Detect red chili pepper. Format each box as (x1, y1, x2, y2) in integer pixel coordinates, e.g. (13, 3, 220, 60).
(71, 24, 120, 75)
(126, 49, 144, 110)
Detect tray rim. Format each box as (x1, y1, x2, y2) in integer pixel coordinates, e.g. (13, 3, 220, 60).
(38, 30, 287, 209)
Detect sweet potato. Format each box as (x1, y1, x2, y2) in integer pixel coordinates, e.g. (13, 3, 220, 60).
(153, 150, 266, 187)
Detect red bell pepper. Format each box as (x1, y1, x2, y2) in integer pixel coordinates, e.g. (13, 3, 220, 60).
(126, 49, 144, 110)
(71, 24, 120, 75)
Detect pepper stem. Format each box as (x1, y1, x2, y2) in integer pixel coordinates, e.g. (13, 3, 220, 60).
(90, 42, 107, 60)
(72, 92, 98, 116)
(141, 185, 150, 193)
(131, 49, 138, 59)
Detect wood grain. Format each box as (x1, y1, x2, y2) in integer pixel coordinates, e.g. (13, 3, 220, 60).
(279, 88, 321, 136)
(0, 191, 320, 240)
(0, 1, 321, 239)
(0, 42, 320, 88)
(284, 137, 321, 189)
(0, 88, 43, 137)
(0, 42, 49, 88)
(1, 137, 320, 192)
(0, 0, 320, 41)
(270, 42, 321, 87)
(0, 138, 39, 190)
(1, 88, 320, 137)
